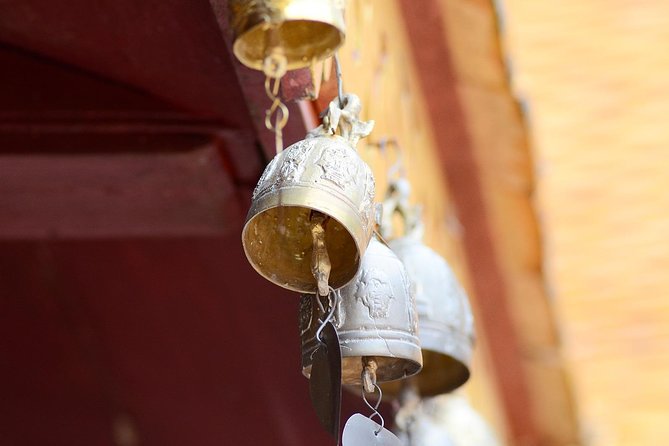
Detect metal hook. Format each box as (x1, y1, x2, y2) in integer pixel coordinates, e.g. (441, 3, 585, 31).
(385, 139, 406, 181)
(334, 53, 345, 109)
(361, 383, 385, 435)
(368, 137, 406, 180)
(315, 287, 339, 345)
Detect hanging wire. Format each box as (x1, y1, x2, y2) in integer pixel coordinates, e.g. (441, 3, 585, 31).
(315, 286, 339, 345)
(361, 383, 385, 435)
(333, 53, 345, 109)
(373, 137, 406, 180)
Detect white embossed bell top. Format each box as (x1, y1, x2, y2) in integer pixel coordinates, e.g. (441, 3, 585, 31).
(300, 235, 423, 385)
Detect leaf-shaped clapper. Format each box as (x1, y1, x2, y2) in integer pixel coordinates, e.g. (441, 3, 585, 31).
(309, 321, 343, 444)
(342, 414, 402, 446)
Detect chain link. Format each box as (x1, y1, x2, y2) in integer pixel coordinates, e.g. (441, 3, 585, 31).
(263, 51, 289, 154)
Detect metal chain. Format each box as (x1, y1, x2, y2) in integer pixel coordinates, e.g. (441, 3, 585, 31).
(263, 51, 289, 154)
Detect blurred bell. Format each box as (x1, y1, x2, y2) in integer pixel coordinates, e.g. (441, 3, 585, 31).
(229, 0, 346, 72)
(396, 393, 500, 446)
(242, 94, 376, 293)
(381, 178, 475, 397)
(300, 235, 423, 385)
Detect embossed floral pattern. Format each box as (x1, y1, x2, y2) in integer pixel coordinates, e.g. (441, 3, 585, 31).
(316, 144, 359, 190)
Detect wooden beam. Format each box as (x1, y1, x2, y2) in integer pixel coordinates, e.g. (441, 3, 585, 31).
(0, 2, 256, 126)
(0, 44, 265, 188)
(0, 145, 245, 239)
(400, 1, 582, 444)
(398, 0, 540, 444)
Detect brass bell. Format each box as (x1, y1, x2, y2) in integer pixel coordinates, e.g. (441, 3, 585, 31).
(228, 0, 346, 72)
(242, 94, 376, 293)
(381, 179, 475, 396)
(300, 235, 423, 386)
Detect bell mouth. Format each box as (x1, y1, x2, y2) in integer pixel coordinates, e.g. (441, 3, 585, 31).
(302, 355, 423, 386)
(233, 20, 344, 71)
(340, 356, 422, 385)
(380, 350, 470, 397)
(302, 332, 424, 386)
(243, 205, 360, 293)
(419, 351, 470, 394)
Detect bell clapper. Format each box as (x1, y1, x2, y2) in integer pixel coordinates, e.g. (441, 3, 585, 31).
(394, 378, 421, 430)
(263, 48, 289, 154)
(361, 356, 378, 394)
(397, 378, 420, 407)
(310, 211, 331, 297)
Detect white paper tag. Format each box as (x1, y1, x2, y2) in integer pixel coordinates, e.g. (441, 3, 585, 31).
(342, 414, 402, 446)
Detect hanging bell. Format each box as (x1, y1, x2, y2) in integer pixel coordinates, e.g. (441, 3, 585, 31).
(396, 393, 500, 446)
(242, 94, 376, 292)
(228, 0, 346, 72)
(300, 235, 423, 386)
(393, 382, 457, 446)
(381, 178, 475, 396)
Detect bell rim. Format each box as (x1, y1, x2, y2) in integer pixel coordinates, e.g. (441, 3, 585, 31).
(242, 185, 372, 293)
(232, 22, 345, 71)
(380, 358, 471, 398)
(418, 320, 474, 366)
(301, 333, 424, 384)
(302, 357, 424, 386)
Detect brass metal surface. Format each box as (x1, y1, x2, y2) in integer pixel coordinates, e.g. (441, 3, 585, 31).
(310, 212, 332, 297)
(243, 95, 376, 292)
(229, 0, 345, 71)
